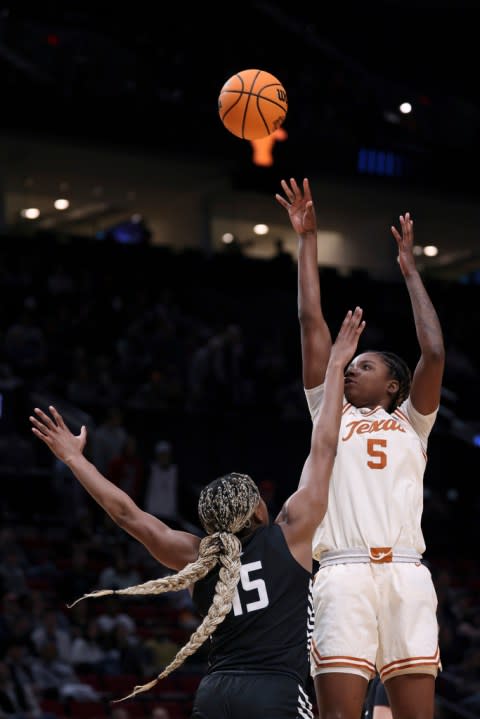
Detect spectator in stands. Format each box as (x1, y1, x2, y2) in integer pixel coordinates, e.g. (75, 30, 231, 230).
(95, 597, 136, 638)
(4, 308, 47, 377)
(91, 408, 128, 476)
(0, 657, 42, 718)
(47, 264, 74, 297)
(143, 630, 181, 676)
(0, 530, 28, 569)
(56, 547, 97, 606)
(97, 548, 141, 591)
(29, 640, 99, 701)
(149, 707, 171, 719)
(104, 622, 150, 678)
(30, 610, 71, 664)
(0, 433, 36, 475)
(0, 595, 30, 650)
(447, 647, 480, 709)
(254, 335, 289, 407)
(219, 323, 250, 409)
(67, 600, 89, 640)
(70, 619, 106, 674)
(66, 364, 99, 408)
(128, 368, 183, 412)
(274, 377, 306, 421)
(457, 606, 480, 646)
(143, 441, 179, 526)
(2, 596, 35, 649)
(108, 435, 144, 503)
(0, 551, 29, 598)
(187, 325, 251, 414)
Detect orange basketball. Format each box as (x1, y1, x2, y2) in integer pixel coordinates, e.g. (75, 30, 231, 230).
(218, 69, 288, 140)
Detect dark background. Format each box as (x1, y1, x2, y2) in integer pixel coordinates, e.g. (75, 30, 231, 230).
(2, 2, 480, 195)
(0, 6, 479, 719)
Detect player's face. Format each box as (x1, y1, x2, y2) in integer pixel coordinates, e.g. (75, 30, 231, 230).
(344, 352, 392, 408)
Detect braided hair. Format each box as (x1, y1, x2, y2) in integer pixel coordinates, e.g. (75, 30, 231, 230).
(68, 472, 260, 702)
(375, 351, 412, 412)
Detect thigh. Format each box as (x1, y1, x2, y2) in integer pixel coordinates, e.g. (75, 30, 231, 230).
(314, 672, 368, 719)
(311, 564, 377, 680)
(377, 564, 440, 681)
(385, 673, 435, 719)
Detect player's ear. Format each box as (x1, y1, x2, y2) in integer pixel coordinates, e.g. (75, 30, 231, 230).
(252, 498, 269, 524)
(386, 379, 399, 397)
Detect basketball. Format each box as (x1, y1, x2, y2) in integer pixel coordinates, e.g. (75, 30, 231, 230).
(218, 69, 288, 140)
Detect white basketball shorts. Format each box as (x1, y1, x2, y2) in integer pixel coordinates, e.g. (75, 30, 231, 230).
(310, 562, 441, 681)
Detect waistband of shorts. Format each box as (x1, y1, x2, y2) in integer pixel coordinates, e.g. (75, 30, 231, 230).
(317, 547, 422, 568)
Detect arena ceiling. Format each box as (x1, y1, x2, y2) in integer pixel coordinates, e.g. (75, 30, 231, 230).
(1, 2, 479, 190)
(1, 2, 479, 278)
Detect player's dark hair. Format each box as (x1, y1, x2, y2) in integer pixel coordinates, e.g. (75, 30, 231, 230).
(376, 351, 412, 412)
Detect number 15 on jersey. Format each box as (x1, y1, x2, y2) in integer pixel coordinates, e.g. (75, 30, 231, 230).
(232, 561, 269, 616)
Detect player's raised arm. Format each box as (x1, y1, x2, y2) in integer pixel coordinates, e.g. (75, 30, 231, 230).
(29, 406, 200, 571)
(276, 177, 332, 389)
(276, 307, 365, 566)
(391, 213, 445, 415)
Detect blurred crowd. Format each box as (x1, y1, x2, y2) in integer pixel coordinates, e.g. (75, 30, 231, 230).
(0, 234, 479, 717)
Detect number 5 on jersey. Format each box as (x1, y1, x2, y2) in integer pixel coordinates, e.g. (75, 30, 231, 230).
(232, 561, 269, 616)
(367, 438, 387, 469)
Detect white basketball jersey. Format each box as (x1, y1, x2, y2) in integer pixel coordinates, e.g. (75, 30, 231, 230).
(305, 385, 438, 558)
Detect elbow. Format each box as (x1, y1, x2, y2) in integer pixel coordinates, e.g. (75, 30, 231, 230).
(424, 344, 445, 366)
(298, 307, 321, 327)
(107, 497, 136, 528)
(317, 435, 338, 458)
(435, 344, 446, 363)
(298, 306, 309, 323)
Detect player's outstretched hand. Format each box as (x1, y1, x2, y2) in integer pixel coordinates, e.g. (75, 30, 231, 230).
(30, 406, 87, 464)
(391, 212, 417, 277)
(275, 177, 316, 236)
(330, 307, 365, 366)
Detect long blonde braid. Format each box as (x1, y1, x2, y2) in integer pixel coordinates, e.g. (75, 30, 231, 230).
(66, 535, 221, 608)
(116, 531, 242, 702)
(70, 472, 260, 703)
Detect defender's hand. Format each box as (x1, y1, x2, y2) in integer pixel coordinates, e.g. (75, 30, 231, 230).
(30, 406, 87, 464)
(330, 307, 365, 367)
